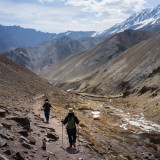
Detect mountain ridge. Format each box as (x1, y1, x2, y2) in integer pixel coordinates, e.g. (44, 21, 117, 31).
(2, 35, 103, 73)
(0, 24, 97, 52)
(40, 29, 154, 94)
(99, 4, 160, 37)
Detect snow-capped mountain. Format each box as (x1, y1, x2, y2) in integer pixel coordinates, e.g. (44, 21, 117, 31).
(99, 4, 160, 37)
(55, 31, 96, 39)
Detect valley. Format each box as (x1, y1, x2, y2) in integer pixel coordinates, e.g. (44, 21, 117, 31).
(0, 3, 160, 160)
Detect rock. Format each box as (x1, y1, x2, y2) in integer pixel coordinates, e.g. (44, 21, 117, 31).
(16, 152, 26, 160)
(0, 124, 3, 129)
(44, 137, 50, 142)
(42, 139, 46, 150)
(0, 109, 6, 117)
(0, 155, 9, 160)
(37, 125, 55, 132)
(20, 136, 36, 145)
(18, 130, 28, 137)
(1, 123, 12, 130)
(10, 117, 30, 131)
(0, 139, 7, 147)
(22, 142, 32, 149)
(47, 133, 59, 141)
(26, 136, 36, 145)
(20, 136, 30, 143)
(0, 129, 14, 140)
(79, 157, 85, 160)
(3, 149, 15, 156)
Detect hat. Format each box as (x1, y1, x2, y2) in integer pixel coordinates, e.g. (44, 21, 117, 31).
(68, 108, 74, 113)
(45, 99, 49, 102)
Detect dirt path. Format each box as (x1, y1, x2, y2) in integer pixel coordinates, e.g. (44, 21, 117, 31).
(31, 95, 104, 160)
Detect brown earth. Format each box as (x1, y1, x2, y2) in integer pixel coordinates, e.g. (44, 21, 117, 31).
(0, 51, 160, 160)
(41, 31, 159, 96)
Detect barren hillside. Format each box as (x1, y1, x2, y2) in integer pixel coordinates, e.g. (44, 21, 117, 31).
(41, 31, 159, 96)
(0, 49, 160, 160)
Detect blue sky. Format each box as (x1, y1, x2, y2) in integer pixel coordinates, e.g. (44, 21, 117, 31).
(0, 0, 159, 33)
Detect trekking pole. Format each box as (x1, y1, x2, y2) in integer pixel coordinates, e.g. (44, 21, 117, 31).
(62, 123, 63, 148)
(77, 124, 80, 151)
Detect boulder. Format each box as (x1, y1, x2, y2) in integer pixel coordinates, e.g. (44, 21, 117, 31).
(20, 136, 36, 145)
(10, 117, 30, 131)
(0, 124, 3, 129)
(16, 152, 26, 160)
(0, 139, 7, 147)
(0, 129, 14, 140)
(0, 155, 9, 160)
(0, 109, 6, 117)
(3, 149, 15, 156)
(26, 136, 36, 145)
(2, 123, 12, 130)
(42, 139, 46, 150)
(22, 142, 32, 149)
(37, 125, 55, 132)
(47, 133, 59, 141)
(18, 130, 28, 137)
(20, 136, 30, 144)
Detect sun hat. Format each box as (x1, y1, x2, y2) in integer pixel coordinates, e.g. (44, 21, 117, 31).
(68, 108, 74, 113)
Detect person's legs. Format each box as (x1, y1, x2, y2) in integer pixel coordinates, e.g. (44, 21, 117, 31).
(45, 111, 50, 123)
(72, 128, 77, 147)
(68, 133, 73, 147)
(67, 129, 73, 147)
(72, 133, 76, 144)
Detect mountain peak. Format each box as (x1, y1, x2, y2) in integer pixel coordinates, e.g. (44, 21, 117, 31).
(99, 4, 160, 37)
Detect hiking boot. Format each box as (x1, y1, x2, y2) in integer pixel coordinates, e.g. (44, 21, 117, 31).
(72, 143, 76, 147)
(69, 144, 72, 148)
(46, 120, 49, 123)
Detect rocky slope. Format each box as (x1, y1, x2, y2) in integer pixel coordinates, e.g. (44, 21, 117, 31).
(122, 66, 160, 123)
(0, 54, 105, 159)
(0, 51, 160, 160)
(2, 35, 102, 74)
(41, 30, 153, 93)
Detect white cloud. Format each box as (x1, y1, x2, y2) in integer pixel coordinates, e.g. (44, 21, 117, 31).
(0, 0, 81, 33)
(0, 0, 150, 33)
(65, 0, 146, 17)
(38, 0, 54, 3)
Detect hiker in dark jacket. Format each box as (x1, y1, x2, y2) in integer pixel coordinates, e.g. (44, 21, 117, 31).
(43, 99, 52, 123)
(62, 108, 79, 148)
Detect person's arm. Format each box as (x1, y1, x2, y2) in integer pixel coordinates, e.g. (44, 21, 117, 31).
(62, 116, 68, 125)
(74, 116, 80, 124)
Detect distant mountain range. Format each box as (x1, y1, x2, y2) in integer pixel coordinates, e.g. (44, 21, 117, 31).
(98, 4, 160, 37)
(1, 4, 160, 52)
(2, 35, 102, 73)
(0, 24, 96, 52)
(40, 29, 155, 94)
(0, 25, 55, 51)
(1, 4, 160, 77)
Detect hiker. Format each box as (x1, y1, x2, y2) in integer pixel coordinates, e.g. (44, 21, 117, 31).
(42, 99, 52, 123)
(62, 108, 79, 148)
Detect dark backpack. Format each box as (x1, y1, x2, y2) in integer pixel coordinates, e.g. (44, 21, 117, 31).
(67, 116, 75, 129)
(44, 102, 50, 111)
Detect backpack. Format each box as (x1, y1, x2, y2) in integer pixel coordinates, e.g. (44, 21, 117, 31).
(44, 102, 50, 111)
(67, 116, 75, 129)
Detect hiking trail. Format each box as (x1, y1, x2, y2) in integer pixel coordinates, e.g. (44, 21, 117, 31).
(31, 94, 103, 160)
